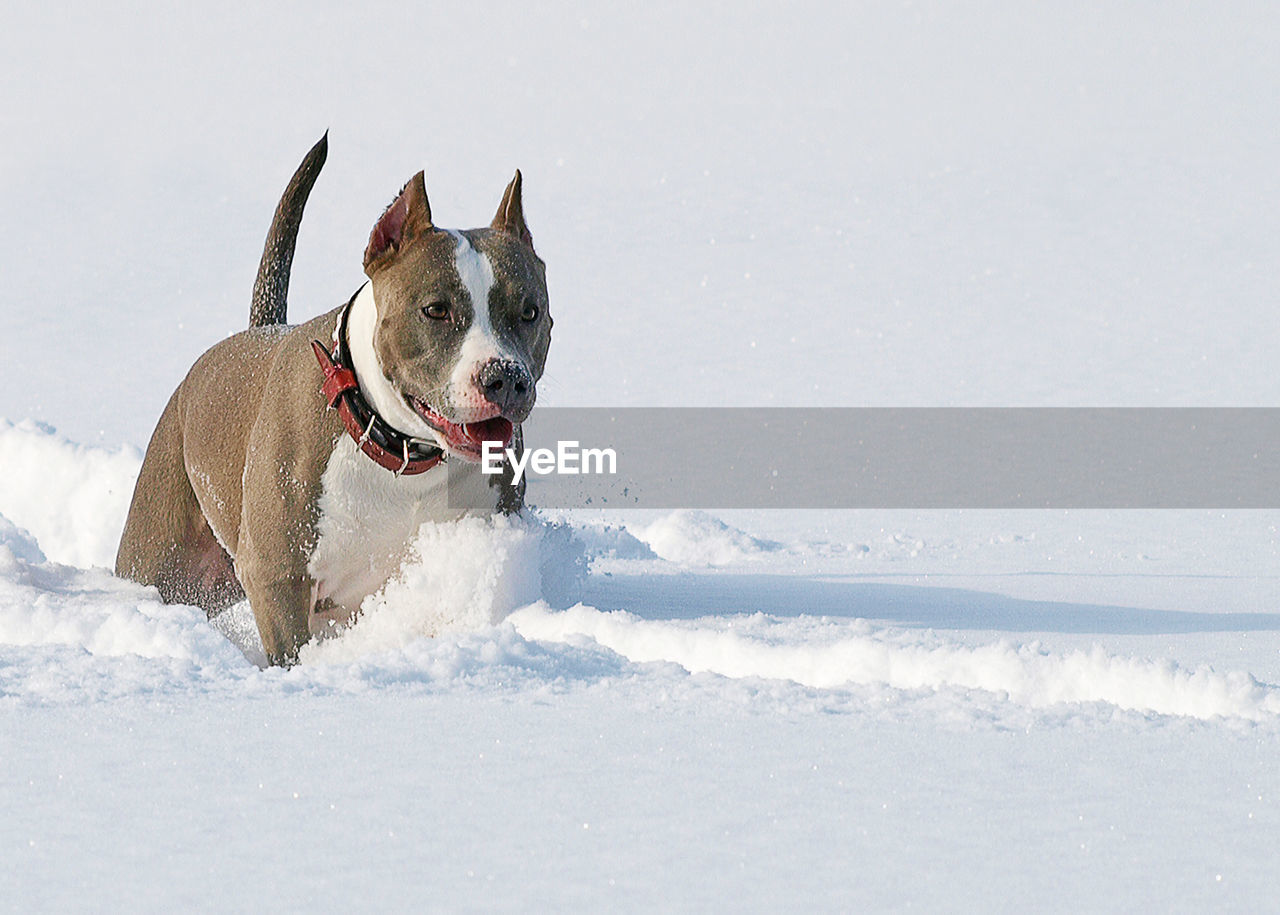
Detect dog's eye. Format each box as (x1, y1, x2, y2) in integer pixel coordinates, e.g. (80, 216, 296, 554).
(422, 301, 449, 320)
(520, 301, 540, 323)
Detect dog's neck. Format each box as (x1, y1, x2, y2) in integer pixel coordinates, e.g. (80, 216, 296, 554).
(346, 283, 445, 448)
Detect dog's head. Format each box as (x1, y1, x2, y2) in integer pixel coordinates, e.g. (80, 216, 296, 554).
(360, 170, 551, 461)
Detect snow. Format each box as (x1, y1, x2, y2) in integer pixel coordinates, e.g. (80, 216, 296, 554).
(632, 509, 780, 566)
(0, 420, 138, 569)
(4, 2, 1280, 910)
(510, 604, 1280, 721)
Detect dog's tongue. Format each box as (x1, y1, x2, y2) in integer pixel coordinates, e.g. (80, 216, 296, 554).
(463, 417, 514, 447)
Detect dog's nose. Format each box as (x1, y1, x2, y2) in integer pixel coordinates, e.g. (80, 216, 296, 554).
(477, 359, 534, 416)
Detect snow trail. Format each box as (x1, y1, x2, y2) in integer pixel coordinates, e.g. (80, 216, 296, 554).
(511, 604, 1280, 721)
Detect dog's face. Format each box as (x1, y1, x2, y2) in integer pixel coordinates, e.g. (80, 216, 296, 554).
(362, 171, 551, 461)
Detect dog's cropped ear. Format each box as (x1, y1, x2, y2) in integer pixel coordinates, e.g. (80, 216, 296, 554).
(491, 170, 534, 250)
(364, 171, 434, 274)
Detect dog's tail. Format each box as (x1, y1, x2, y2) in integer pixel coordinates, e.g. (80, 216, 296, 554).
(249, 132, 328, 328)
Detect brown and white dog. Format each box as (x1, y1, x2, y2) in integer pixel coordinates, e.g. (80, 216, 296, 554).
(115, 136, 551, 665)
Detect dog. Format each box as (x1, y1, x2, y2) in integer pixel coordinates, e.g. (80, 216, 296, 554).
(115, 135, 551, 666)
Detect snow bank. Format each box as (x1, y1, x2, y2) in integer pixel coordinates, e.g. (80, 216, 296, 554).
(0, 515, 204, 658)
(634, 510, 780, 566)
(4, 489, 1278, 721)
(0, 507, 591, 699)
(300, 514, 584, 665)
(0, 514, 249, 702)
(511, 605, 1280, 721)
(0, 419, 139, 569)
(0, 418, 1274, 723)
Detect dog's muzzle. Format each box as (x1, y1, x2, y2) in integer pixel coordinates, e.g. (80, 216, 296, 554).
(478, 359, 534, 419)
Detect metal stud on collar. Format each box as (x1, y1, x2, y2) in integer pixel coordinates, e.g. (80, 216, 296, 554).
(394, 440, 411, 477)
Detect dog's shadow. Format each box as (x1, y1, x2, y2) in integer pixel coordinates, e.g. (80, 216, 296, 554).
(580, 570, 1280, 636)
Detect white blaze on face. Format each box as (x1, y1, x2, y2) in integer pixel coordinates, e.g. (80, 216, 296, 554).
(446, 230, 512, 417)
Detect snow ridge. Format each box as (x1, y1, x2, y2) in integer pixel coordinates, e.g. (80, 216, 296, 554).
(511, 605, 1280, 721)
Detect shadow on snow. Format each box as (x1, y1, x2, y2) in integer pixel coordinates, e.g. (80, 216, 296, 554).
(582, 572, 1280, 635)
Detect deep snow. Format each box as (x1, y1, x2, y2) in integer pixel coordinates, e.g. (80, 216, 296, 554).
(4, 2, 1280, 911)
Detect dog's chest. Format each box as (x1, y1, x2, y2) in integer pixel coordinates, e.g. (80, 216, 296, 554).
(307, 437, 499, 612)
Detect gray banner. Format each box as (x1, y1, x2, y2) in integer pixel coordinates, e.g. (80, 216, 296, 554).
(451, 408, 1280, 509)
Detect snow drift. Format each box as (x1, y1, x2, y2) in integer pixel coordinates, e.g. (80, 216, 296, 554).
(1, 420, 1277, 723)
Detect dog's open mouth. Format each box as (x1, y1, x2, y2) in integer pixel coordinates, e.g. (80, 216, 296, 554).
(408, 397, 514, 458)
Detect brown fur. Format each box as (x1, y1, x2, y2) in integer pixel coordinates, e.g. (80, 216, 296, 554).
(116, 312, 344, 663)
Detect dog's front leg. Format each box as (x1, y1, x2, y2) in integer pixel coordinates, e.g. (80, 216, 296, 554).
(236, 492, 322, 666)
(237, 563, 315, 666)
(236, 420, 331, 666)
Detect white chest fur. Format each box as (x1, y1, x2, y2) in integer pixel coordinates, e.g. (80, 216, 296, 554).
(307, 436, 500, 617)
